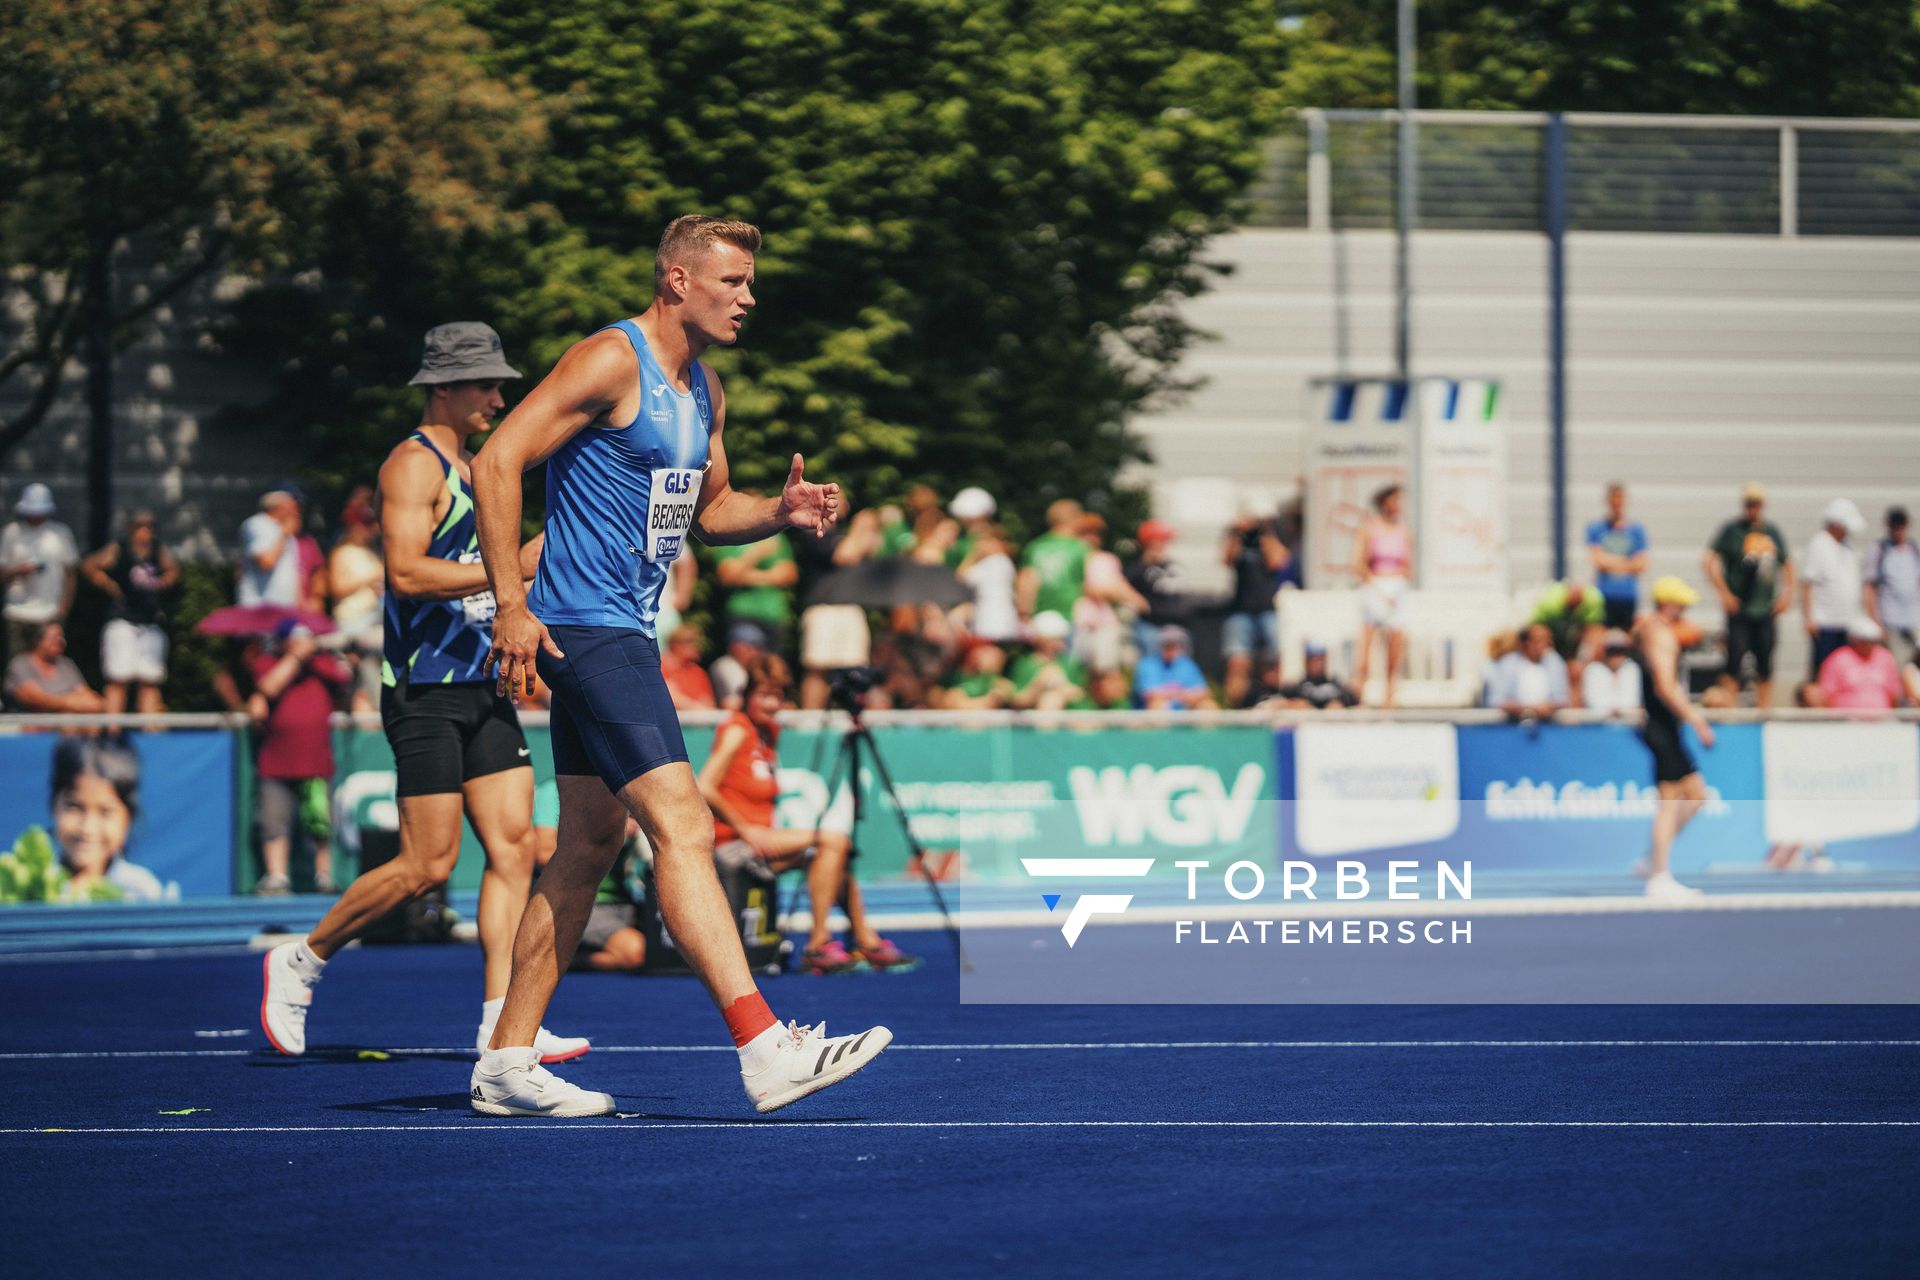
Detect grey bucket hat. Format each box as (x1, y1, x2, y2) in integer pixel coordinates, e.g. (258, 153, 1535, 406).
(408, 322, 522, 386)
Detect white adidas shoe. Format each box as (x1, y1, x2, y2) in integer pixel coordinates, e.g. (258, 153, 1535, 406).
(742, 1021, 892, 1114)
(1644, 872, 1703, 901)
(470, 1048, 615, 1117)
(475, 1017, 591, 1065)
(260, 941, 319, 1056)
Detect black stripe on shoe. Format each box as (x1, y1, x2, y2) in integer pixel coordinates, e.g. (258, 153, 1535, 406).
(815, 1045, 834, 1076)
(832, 1040, 852, 1065)
(849, 1031, 873, 1056)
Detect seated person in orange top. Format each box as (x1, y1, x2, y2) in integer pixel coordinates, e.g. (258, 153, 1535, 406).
(660, 623, 718, 711)
(697, 654, 915, 976)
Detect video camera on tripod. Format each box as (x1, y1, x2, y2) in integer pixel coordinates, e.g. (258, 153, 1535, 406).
(806, 665, 967, 968)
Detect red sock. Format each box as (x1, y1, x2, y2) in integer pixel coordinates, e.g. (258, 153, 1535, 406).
(722, 992, 777, 1048)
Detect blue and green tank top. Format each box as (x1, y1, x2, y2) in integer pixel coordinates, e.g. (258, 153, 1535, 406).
(383, 431, 496, 686)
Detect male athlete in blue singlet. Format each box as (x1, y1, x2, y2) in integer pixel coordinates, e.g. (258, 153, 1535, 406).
(259, 323, 589, 1063)
(467, 217, 891, 1117)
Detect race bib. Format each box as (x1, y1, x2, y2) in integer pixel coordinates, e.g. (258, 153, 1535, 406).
(457, 550, 497, 625)
(647, 467, 701, 563)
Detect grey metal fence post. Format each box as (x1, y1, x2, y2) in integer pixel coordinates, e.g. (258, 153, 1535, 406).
(1779, 124, 1799, 237)
(1306, 109, 1331, 232)
(1545, 113, 1569, 582)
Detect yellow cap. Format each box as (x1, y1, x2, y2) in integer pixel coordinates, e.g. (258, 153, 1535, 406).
(1741, 481, 1767, 503)
(1652, 575, 1700, 607)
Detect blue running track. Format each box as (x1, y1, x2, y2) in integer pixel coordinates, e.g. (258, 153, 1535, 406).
(2, 934, 1917, 1275)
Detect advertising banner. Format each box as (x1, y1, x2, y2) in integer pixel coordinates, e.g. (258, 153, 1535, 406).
(1763, 721, 1920, 863)
(1283, 721, 1769, 874)
(0, 730, 234, 902)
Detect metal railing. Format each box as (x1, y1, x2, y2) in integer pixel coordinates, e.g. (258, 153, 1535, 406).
(1248, 108, 1920, 237)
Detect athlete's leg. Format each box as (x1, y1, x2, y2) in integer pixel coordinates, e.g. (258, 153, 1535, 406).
(626, 762, 755, 1007)
(135, 682, 164, 716)
(1648, 780, 1687, 877)
(1675, 771, 1708, 835)
(462, 765, 539, 1002)
(306, 792, 463, 959)
(488, 775, 628, 1050)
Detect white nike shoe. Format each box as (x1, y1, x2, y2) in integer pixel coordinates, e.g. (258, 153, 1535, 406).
(1644, 872, 1703, 901)
(260, 942, 319, 1056)
(470, 1048, 614, 1117)
(742, 1021, 892, 1114)
(474, 1017, 591, 1065)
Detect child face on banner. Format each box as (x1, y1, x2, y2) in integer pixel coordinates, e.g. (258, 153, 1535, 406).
(55, 773, 134, 879)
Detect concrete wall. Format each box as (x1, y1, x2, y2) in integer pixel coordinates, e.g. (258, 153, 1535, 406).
(1130, 228, 1920, 674)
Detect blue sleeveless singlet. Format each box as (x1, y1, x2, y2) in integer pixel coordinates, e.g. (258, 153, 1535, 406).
(527, 320, 712, 637)
(383, 431, 495, 686)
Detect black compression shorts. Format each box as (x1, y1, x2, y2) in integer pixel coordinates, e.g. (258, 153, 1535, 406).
(381, 682, 530, 797)
(1641, 716, 1699, 785)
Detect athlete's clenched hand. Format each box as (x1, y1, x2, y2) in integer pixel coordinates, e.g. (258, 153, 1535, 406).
(489, 602, 565, 701)
(778, 453, 841, 539)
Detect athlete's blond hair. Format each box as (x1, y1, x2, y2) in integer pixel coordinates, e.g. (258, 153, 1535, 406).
(654, 215, 762, 295)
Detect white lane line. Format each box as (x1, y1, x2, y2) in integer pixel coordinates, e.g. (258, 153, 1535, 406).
(3, 1039, 1920, 1061)
(3, 1120, 1919, 1135)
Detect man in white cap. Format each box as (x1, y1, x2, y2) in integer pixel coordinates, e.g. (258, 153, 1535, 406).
(946, 486, 996, 566)
(0, 483, 80, 663)
(1802, 497, 1866, 678)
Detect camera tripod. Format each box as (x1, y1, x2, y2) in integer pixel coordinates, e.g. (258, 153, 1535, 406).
(792, 693, 969, 971)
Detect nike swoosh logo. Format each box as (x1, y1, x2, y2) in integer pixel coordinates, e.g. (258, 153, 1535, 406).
(517, 748, 530, 757)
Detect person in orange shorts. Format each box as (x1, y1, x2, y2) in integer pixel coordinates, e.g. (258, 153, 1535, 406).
(698, 653, 917, 975)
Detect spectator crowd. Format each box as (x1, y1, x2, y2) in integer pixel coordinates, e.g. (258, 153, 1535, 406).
(8, 473, 1920, 723)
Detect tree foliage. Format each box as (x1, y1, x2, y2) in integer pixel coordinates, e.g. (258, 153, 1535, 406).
(429, 0, 1293, 529)
(0, 0, 544, 451)
(1281, 1, 1920, 117)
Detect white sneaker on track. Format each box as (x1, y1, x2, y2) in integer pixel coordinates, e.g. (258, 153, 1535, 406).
(1644, 872, 1703, 901)
(470, 1048, 614, 1118)
(260, 942, 318, 1056)
(475, 1016, 590, 1065)
(742, 1021, 892, 1115)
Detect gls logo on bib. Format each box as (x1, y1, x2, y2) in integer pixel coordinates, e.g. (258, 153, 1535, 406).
(646, 467, 701, 562)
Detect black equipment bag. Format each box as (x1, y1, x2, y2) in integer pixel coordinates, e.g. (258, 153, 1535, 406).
(639, 858, 791, 976)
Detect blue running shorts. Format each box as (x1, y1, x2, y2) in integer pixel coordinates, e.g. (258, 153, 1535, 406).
(537, 625, 689, 791)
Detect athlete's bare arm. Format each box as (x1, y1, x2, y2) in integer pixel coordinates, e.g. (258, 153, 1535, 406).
(380, 445, 496, 603)
(473, 332, 633, 695)
(691, 369, 840, 547)
(1647, 623, 1715, 747)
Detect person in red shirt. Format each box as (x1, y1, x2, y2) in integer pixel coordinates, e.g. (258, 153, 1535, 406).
(697, 654, 915, 975)
(249, 620, 350, 894)
(660, 624, 717, 710)
(1817, 617, 1903, 712)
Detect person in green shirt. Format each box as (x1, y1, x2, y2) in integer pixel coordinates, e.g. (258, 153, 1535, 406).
(1018, 499, 1089, 621)
(1529, 580, 1607, 663)
(1009, 611, 1094, 710)
(941, 639, 1013, 709)
(1703, 481, 1796, 709)
(711, 527, 797, 642)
